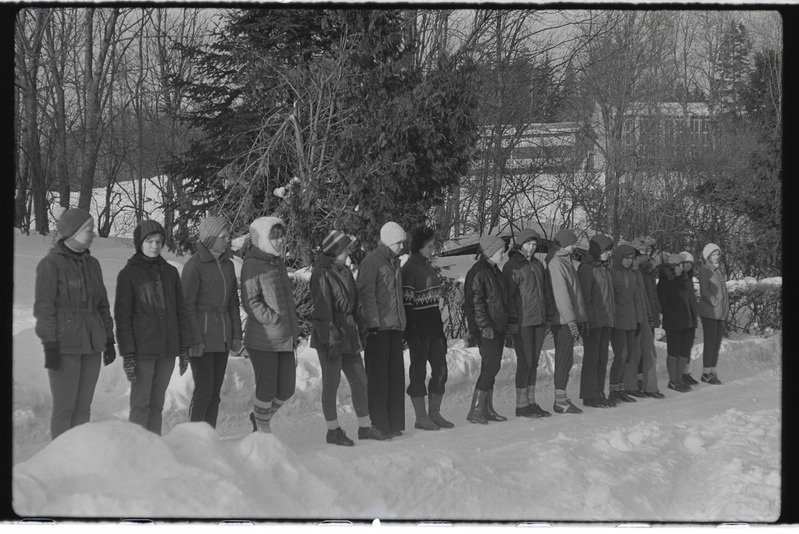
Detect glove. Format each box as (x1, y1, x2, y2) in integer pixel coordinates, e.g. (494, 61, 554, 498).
(568, 321, 579, 340)
(367, 327, 379, 337)
(103, 341, 116, 366)
(230, 339, 243, 355)
(326, 342, 341, 361)
(506, 322, 519, 336)
(44, 346, 60, 371)
(179, 351, 189, 376)
(189, 343, 205, 358)
(122, 354, 137, 382)
(635, 323, 641, 336)
(480, 327, 494, 340)
(577, 322, 587, 339)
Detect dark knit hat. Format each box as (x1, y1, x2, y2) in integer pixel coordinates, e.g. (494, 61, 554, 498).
(321, 229, 354, 257)
(134, 220, 166, 254)
(198, 216, 230, 249)
(515, 228, 540, 247)
(57, 208, 93, 240)
(554, 229, 577, 248)
(479, 234, 505, 259)
(588, 233, 614, 259)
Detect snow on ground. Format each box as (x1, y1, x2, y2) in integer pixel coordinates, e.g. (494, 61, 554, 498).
(12, 230, 782, 522)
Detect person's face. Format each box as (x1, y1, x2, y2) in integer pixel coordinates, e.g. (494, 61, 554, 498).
(269, 228, 286, 254)
(71, 219, 95, 248)
(521, 240, 537, 258)
(673, 263, 684, 276)
(388, 241, 404, 255)
(709, 250, 721, 264)
(600, 250, 612, 262)
(210, 229, 231, 254)
(489, 246, 505, 265)
(142, 233, 164, 258)
(621, 254, 634, 269)
(563, 244, 575, 254)
(682, 261, 693, 272)
(419, 238, 435, 260)
(336, 244, 352, 263)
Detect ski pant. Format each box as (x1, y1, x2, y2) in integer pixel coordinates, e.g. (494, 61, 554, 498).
(513, 325, 546, 389)
(701, 318, 725, 368)
(189, 351, 229, 428)
(609, 328, 635, 388)
(551, 324, 575, 390)
(580, 326, 611, 400)
(364, 330, 405, 434)
(406, 333, 448, 397)
(248, 348, 296, 404)
(48, 352, 101, 440)
(129, 355, 176, 435)
(666, 328, 695, 359)
(475, 331, 505, 391)
(625, 324, 658, 392)
(316, 346, 369, 423)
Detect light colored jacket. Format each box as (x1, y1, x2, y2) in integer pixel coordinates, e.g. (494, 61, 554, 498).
(546, 248, 587, 326)
(357, 243, 406, 331)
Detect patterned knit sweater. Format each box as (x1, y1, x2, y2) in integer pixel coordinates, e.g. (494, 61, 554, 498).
(401, 253, 445, 340)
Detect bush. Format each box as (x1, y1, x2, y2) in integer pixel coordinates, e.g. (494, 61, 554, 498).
(726, 281, 782, 334)
(292, 277, 314, 340)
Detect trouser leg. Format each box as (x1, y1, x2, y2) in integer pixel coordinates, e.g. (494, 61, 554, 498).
(341, 352, 370, 419)
(365, 330, 391, 433)
(317, 345, 344, 422)
(70, 353, 101, 429)
(552, 324, 574, 391)
(146, 356, 176, 435)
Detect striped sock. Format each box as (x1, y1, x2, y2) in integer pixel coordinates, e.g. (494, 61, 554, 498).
(516, 388, 529, 408)
(703, 367, 711, 375)
(555, 389, 567, 403)
(527, 385, 536, 405)
(357, 416, 371, 428)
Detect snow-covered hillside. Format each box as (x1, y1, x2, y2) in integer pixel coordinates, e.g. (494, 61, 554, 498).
(12, 230, 782, 523)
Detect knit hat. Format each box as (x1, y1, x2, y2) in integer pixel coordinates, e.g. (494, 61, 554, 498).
(198, 216, 230, 249)
(479, 234, 505, 259)
(554, 229, 577, 248)
(321, 229, 354, 257)
(380, 221, 406, 247)
(57, 208, 93, 240)
(680, 251, 694, 263)
(667, 253, 683, 265)
(134, 220, 166, 254)
(588, 233, 614, 260)
(702, 243, 721, 262)
(515, 228, 540, 247)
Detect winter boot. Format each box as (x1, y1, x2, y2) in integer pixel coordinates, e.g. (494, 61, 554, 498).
(467, 388, 489, 424)
(358, 426, 392, 441)
(326, 427, 354, 446)
(667, 380, 691, 392)
(617, 390, 637, 403)
(411, 396, 440, 430)
(701, 373, 722, 385)
(428, 393, 454, 428)
(483, 389, 507, 422)
(599, 391, 617, 408)
(553, 398, 583, 414)
(683, 372, 699, 386)
(607, 390, 621, 405)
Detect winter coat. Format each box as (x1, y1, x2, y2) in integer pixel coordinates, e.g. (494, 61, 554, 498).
(639, 260, 662, 328)
(240, 245, 299, 352)
(698, 262, 730, 321)
(545, 248, 587, 326)
(464, 256, 512, 335)
(683, 268, 700, 327)
(401, 253, 445, 340)
(502, 249, 550, 327)
(34, 243, 114, 354)
(633, 268, 652, 325)
(114, 253, 190, 358)
(657, 264, 698, 330)
(610, 245, 641, 331)
(357, 243, 406, 332)
(181, 242, 242, 352)
(310, 254, 363, 354)
(577, 253, 615, 329)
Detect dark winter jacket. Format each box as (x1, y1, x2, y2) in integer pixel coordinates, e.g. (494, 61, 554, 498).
(698, 263, 730, 321)
(464, 256, 512, 335)
(577, 238, 615, 329)
(546, 248, 587, 326)
(114, 253, 190, 358)
(401, 253, 445, 340)
(633, 268, 652, 326)
(502, 249, 550, 327)
(357, 243, 406, 332)
(610, 244, 641, 331)
(310, 255, 363, 354)
(639, 259, 662, 328)
(181, 242, 242, 352)
(240, 245, 299, 352)
(682, 268, 700, 327)
(657, 264, 698, 330)
(34, 243, 115, 354)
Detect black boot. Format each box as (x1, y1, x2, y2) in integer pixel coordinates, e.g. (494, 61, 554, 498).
(358, 426, 392, 441)
(617, 390, 637, 403)
(411, 396, 440, 430)
(326, 427, 354, 446)
(482, 389, 507, 422)
(467, 388, 489, 424)
(428, 393, 454, 428)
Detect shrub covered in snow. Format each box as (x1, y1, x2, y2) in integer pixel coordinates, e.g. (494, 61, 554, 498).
(727, 280, 782, 334)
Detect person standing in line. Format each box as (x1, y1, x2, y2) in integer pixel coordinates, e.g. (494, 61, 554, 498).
(310, 230, 390, 445)
(630, 237, 661, 391)
(503, 228, 552, 418)
(357, 222, 408, 438)
(657, 254, 695, 392)
(181, 216, 242, 429)
(697, 243, 730, 384)
(608, 243, 640, 405)
(464, 235, 512, 424)
(402, 226, 454, 430)
(577, 233, 616, 408)
(115, 220, 191, 435)
(545, 229, 587, 414)
(679, 251, 700, 386)
(623, 252, 663, 399)
(34, 208, 116, 440)
(240, 216, 299, 433)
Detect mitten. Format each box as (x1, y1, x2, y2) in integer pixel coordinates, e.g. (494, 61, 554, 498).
(506, 322, 519, 336)
(577, 322, 587, 339)
(189, 343, 205, 358)
(230, 339, 243, 354)
(179, 351, 189, 376)
(480, 327, 494, 340)
(122, 354, 137, 382)
(568, 321, 580, 340)
(103, 341, 116, 366)
(44, 345, 60, 371)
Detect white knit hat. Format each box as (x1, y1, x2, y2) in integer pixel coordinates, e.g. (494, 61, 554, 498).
(702, 243, 720, 262)
(680, 251, 694, 263)
(380, 221, 406, 247)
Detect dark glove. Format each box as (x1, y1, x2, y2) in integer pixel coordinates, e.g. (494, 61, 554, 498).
(480, 327, 494, 340)
(577, 322, 587, 339)
(635, 323, 641, 336)
(568, 321, 580, 340)
(189, 343, 205, 358)
(506, 322, 519, 336)
(179, 351, 189, 376)
(44, 345, 60, 371)
(230, 339, 243, 355)
(103, 341, 116, 366)
(122, 354, 137, 382)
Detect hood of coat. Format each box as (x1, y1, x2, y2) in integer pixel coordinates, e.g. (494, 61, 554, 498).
(249, 216, 285, 256)
(612, 244, 637, 270)
(505, 248, 528, 267)
(657, 262, 678, 281)
(133, 220, 166, 255)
